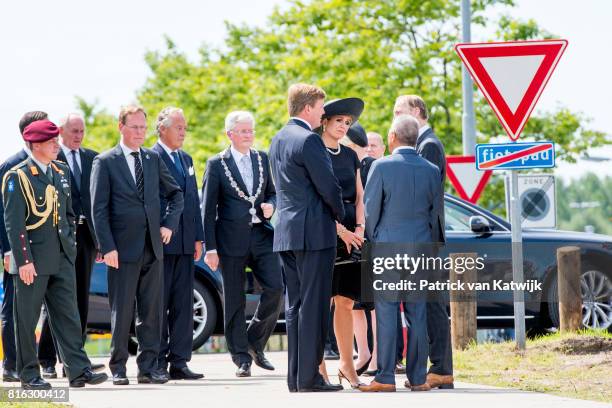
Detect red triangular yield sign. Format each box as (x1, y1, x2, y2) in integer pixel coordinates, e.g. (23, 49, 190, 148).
(455, 39, 568, 141)
(446, 156, 492, 204)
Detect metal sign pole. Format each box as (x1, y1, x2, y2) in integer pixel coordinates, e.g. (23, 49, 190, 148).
(510, 169, 526, 350)
(460, 0, 476, 156)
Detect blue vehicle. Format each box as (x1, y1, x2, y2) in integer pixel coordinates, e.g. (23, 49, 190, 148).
(85, 194, 612, 349)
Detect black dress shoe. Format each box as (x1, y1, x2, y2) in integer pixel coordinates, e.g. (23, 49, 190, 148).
(42, 366, 57, 379)
(2, 369, 20, 382)
(137, 371, 169, 384)
(70, 369, 108, 388)
(301, 382, 343, 392)
(112, 373, 129, 385)
(91, 363, 106, 372)
(22, 376, 51, 390)
(248, 349, 274, 371)
(323, 349, 340, 360)
(169, 366, 204, 380)
(235, 362, 251, 377)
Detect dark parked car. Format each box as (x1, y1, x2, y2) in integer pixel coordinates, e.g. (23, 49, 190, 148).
(86, 194, 612, 349)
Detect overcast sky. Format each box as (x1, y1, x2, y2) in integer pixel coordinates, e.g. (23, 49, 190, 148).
(1, 0, 610, 179)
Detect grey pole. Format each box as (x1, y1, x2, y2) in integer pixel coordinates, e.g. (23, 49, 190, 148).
(510, 169, 526, 350)
(461, 0, 477, 156)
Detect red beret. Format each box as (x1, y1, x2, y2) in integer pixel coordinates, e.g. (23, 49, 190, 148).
(22, 120, 59, 143)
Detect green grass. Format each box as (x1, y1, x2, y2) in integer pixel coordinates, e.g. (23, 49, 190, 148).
(455, 329, 612, 403)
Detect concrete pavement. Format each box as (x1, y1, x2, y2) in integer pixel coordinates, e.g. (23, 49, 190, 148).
(3, 351, 610, 407)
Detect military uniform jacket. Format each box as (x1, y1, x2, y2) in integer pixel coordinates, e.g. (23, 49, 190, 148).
(2, 158, 77, 275)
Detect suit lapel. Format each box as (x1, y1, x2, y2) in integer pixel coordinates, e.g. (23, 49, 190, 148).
(223, 148, 250, 195)
(416, 127, 433, 148)
(249, 150, 259, 195)
(79, 148, 92, 189)
(113, 145, 138, 194)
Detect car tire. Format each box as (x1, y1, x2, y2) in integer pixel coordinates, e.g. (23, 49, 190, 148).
(192, 280, 217, 350)
(547, 262, 612, 331)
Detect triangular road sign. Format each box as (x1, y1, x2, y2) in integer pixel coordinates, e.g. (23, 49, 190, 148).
(455, 39, 568, 141)
(446, 155, 492, 204)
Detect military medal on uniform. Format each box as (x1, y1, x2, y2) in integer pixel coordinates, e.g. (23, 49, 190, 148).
(220, 148, 264, 217)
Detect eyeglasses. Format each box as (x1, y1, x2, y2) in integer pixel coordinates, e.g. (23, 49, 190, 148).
(231, 129, 256, 136)
(125, 125, 148, 132)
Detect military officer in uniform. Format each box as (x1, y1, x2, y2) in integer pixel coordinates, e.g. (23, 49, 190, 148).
(2, 120, 107, 389)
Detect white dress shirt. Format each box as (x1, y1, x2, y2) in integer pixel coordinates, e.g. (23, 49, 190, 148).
(119, 140, 141, 183)
(157, 139, 177, 156)
(418, 124, 430, 138)
(290, 117, 312, 130)
(392, 145, 416, 154)
(230, 145, 261, 224)
(60, 143, 82, 175)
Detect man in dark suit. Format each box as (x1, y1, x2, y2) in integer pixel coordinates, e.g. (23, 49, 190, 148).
(3, 120, 107, 389)
(152, 107, 204, 380)
(38, 113, 104, 378)
(90, 105, 184, 386)
(360, 114, 443, 392)
(0, 110, 48, 383)
(202, 110, 283, 378)
(268, 84, 345, 392)
(394, 94, 452, 389)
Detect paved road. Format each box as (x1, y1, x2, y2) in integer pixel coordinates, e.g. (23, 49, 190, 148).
(3, 352, 610, 407)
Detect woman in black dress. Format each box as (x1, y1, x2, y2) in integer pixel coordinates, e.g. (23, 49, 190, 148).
(343, 121, 379, 377)
(316, 98, 366, 389)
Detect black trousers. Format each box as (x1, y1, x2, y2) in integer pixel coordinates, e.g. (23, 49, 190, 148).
(1, 269, 16, 371)
(219, 225, 283, 367)
(38, 223, 96, 368)
(108, 235, 163, 376)
(280, 247, 335, 391)
(13, 256, 90, 382)
(158, 254, 194, 369)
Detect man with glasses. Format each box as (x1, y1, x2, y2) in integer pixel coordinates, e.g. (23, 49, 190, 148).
(90, 105, 184, 385)
(202, 111, 282, 378)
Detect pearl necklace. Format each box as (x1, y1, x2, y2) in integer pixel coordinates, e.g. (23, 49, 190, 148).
(220, 148, 264, 216)
(326, 144, 341, 156)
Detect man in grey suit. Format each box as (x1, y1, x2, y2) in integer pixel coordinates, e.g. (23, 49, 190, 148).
(359, 115, 443, 392)
(90, 105, 184, 385)
(394, 95, 452, 389)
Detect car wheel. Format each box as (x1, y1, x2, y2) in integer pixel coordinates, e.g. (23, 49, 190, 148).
(547, 263, 612, 331)
(192, 280, 217, 350)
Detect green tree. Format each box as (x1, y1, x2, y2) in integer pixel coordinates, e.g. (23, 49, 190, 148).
(81, 0, 609, 215)
(557, 173, 612, 235)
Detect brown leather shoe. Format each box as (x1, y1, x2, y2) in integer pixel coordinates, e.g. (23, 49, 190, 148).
(411, 383, 432, 392)
(426, 373, 454, 389)
(358, 380, 396, 392)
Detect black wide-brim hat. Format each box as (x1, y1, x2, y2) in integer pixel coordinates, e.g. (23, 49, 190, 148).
(346, 121, 368, 147)
(322, 97, 365, 122)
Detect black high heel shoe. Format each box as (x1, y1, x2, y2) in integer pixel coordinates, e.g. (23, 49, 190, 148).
(355, 356, 372, 376)
(338, 369, 364, 390)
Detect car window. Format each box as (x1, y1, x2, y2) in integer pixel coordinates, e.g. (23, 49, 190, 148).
(445, 200, 474, 231)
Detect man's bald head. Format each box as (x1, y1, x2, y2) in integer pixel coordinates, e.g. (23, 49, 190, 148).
(366, 132, 385, 159)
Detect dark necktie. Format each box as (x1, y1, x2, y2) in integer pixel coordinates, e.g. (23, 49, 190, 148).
(46, 166, 53, 183)
(170, 151, 184, 177)
(71, 150, 82, 191)
(130, 151, 144, 199)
